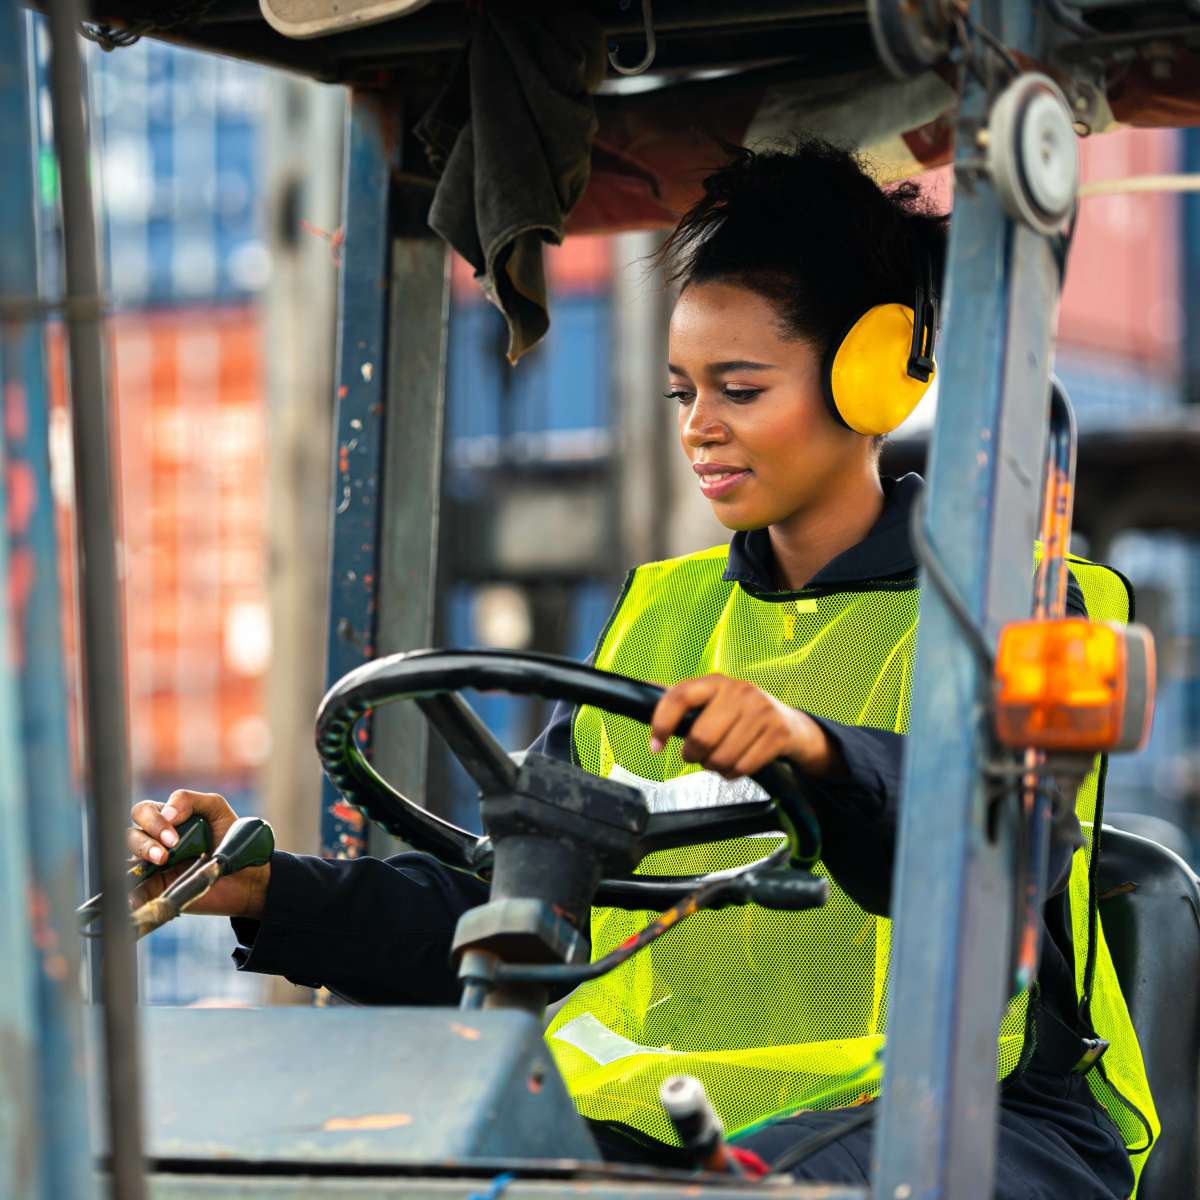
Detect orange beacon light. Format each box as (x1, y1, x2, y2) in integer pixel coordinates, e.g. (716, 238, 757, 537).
(993, 618, 1156, 754)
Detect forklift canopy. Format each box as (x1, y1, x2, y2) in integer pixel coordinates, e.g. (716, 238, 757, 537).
(67, 0, 1200, 356)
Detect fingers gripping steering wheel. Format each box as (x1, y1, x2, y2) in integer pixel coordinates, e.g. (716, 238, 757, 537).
(315, 649, 823, 911)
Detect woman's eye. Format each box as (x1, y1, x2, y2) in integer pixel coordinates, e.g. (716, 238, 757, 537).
(723, 387, 761, 402)
(664, 389, 694, 405)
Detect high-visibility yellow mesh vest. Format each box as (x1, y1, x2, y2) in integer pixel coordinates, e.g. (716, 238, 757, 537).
(544, 545, 1159, 1188)
(1063, 556, 1160, 1191)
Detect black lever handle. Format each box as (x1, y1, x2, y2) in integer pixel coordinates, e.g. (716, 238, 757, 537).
(735, 868, 830, 911)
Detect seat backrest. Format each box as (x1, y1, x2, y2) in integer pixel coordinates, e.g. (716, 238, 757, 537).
(1105, 811, 1193, 863)
(1097, 824, 1200, 1199)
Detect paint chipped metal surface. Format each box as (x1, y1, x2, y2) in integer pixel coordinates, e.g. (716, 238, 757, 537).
(125, 1007, 599, 1166)
(321, 92, 393, 861)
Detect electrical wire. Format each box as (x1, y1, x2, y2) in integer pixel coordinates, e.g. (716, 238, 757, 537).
(908, 495, 995, 675)
(726, 1049, 884, 1169)
(769, 1105, 877, 1175)
(491, 843, 830, 988)
(495, 883, 725, 986)
(963, 13, 1022, 79)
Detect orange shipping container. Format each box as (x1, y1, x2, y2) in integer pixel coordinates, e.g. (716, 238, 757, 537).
(49, 308, 270, 783)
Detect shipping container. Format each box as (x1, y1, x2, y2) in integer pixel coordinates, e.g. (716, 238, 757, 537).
(29, 22, 268, 309)
(1058, 128, 1182, 370)
(48, 310, 270, 783)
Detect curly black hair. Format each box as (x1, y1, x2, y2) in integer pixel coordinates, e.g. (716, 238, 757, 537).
(658, 140, 948, 359)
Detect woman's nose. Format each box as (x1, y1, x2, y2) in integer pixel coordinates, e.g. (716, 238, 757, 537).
(681, 395, 728, 447)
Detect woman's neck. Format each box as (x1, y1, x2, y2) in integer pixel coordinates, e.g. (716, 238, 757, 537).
(767, 467, 885, 591)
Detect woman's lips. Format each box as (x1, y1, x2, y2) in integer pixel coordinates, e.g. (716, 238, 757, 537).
(697, 468, 752, 499)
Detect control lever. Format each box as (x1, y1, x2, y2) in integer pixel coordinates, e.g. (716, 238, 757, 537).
(130, 817, 274, 940)
(77, 813, 211, 930)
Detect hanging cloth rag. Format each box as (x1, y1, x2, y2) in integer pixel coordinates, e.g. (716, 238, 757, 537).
(415, 0, 606, 362)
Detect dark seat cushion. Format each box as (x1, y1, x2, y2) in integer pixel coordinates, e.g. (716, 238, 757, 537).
(1096, 824, 1200, 1199)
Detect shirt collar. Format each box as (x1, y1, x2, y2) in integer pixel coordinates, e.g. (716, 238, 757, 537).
(722, 473, 924, 593)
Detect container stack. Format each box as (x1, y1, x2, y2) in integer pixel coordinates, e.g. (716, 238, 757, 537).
(31, 25, 273, 1004)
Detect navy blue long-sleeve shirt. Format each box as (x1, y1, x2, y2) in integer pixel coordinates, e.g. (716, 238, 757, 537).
(233, 474, 1087, 1020)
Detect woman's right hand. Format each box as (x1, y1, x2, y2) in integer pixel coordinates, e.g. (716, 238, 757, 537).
(127, 790, 271, 920)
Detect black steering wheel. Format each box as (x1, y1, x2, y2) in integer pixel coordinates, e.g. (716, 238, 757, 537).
(315, 649, 823, 910)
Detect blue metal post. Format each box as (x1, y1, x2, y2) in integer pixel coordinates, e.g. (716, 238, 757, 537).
(320, 93, 393, 860)
(872, 3, 1060, 1196)
(0, 12, 93, 1200)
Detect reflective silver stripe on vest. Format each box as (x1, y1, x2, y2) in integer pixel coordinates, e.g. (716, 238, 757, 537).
(607, 763, 769, 813)
(552, 1012, 686, 1065)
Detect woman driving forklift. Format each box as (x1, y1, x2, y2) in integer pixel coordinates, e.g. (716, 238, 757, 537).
(127, 140, 1154, 1197)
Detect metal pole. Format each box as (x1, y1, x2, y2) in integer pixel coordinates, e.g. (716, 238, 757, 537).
(0, 12, 94, 1199)
(613, 231, 673, 569)
(43, 5, 144, 1198)
(261, 73, 343, 887)
(872, 1, 1059, 1195)
(371, 234, 449, 843)
(320, 91, 393, 861)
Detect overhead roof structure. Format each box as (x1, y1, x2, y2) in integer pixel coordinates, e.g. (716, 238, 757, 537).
(63, 0, 1200, 236)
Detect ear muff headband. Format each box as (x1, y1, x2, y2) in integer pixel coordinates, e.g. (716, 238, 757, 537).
(823, 248, 939, 437)
(823, 304, 935, 436)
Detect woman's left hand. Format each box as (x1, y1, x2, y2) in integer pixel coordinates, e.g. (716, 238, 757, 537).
(648, 673, 841, 780)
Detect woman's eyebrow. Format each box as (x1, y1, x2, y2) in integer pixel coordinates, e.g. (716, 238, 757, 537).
(667, 359, 779, 376)
(708, 359, 778, 372)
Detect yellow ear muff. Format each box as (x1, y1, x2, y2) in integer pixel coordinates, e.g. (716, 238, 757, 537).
(824, 303, 936, 437)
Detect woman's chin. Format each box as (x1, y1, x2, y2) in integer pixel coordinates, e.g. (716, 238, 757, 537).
(709, 502, 768, 532)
